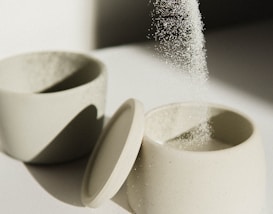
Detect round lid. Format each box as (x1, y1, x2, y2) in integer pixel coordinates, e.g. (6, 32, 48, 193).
(81, 98, 144, 207)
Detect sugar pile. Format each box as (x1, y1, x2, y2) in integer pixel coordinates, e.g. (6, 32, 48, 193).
(149, 0, 212, 149)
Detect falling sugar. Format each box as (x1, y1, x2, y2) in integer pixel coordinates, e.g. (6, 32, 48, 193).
(149, 0, 208, 81)
(166, 122, 232, 151)
(149, 0, 212, 148)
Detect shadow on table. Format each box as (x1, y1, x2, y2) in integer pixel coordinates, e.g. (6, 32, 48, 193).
(25, 156, 89, 207)
(206, 20, 273, 104)
(25, 116, 132, 212)
(141, 20, 273, 105)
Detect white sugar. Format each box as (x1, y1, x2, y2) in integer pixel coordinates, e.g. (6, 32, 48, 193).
(149, 0, 207, 80)
(167, 137, 232, 152)
(149, 0, 211, 147)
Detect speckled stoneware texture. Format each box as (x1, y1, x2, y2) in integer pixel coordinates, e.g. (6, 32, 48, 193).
(0, 51, 107, 164)
(127, 103, 266, 214)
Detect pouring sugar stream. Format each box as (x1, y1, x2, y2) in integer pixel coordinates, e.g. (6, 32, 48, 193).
(149, 0, 224, 150)
(80, 1, 266, 213)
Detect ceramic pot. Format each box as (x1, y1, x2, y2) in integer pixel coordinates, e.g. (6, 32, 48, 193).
(0, 51, 107, 164)
(127, 103, 266, 214)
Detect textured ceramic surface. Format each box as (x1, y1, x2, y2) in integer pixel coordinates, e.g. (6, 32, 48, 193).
(81, 99, 144, 208)
(0, 51, 107, 164)
(127, 103, 266, 214)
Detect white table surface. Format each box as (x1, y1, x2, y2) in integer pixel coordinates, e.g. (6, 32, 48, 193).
(0, 20, 272, 214)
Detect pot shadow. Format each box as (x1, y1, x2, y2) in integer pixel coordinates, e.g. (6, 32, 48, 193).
(26, 156, 89, 207)
(29, 105, 103, 164)
(112, 184, 133, 212)
(24, 105, 105, 205)
(25, 115, 132, 212)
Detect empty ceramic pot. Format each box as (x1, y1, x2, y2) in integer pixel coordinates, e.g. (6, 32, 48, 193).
(0, 51, 107, 164)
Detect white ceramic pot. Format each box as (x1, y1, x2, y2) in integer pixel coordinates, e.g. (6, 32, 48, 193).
(127, 103, 266, 214)
(0, 51, 107, 164)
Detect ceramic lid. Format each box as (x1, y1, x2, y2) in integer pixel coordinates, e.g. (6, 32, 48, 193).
(81, 98, 144, 207)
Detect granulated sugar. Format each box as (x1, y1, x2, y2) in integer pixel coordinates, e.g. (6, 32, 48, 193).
(149, 0, 207, 80)
(149, 0, 212, 148)
(168, 136, 231, 151)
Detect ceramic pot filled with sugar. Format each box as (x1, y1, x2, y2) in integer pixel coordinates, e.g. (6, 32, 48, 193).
(127, 102, 266, 214)
(80, 100, 266, 214)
